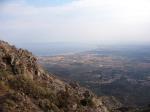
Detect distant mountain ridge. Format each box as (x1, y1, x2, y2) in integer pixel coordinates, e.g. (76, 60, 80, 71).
(15, 42, 97, 56)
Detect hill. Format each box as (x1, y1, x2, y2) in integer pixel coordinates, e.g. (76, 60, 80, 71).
(0, 40, 123, 112)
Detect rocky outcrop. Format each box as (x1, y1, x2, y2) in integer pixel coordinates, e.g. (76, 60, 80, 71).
(0, 40, 122, 112)
(0, 41, 41, 76)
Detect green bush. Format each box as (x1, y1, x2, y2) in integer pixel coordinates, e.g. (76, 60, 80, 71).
(9, 75, 56, 100)
(80, 97, 96, 108)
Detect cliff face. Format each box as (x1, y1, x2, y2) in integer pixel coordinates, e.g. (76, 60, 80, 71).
(0, 40, 121, 112)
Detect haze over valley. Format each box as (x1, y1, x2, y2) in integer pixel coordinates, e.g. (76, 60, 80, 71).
(39, 45, 150, 107)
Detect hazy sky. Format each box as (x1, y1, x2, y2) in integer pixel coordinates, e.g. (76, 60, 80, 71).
(0, 0, 150, 44)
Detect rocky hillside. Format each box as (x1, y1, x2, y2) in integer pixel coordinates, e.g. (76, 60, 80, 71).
(0, 40, 123, 112)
